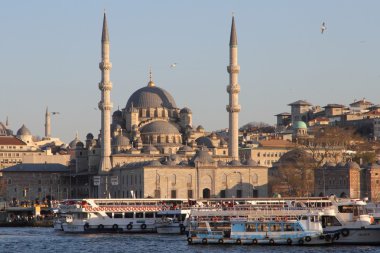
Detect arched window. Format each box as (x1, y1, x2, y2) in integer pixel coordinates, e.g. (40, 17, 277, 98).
(251, 173, 258, 184)
(171, 174, 176, 186)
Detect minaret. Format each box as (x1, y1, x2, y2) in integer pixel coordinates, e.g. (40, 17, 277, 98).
(226, 16, 241, 160)
(45, 107, 51, 138)
(98, 12, 113, 173)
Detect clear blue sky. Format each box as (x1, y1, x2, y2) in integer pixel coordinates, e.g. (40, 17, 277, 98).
(1, 1, 380, 143)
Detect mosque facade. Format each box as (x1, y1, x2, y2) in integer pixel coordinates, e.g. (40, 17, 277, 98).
(71, 14, 269, 199)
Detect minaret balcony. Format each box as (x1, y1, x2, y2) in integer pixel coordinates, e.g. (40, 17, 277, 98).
(227, 65, 240, 74)
(226, 105, 241, 113)
(98, 101, 113, 111)
(98, 81, 113, 91)
(99, 62, 112, 70)
(226, 84, 240, 94)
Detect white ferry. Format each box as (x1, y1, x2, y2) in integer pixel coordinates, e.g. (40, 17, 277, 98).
(58, 198, 187, 233)
(187, 209, 332, 245)
(321, 198, 380, 244)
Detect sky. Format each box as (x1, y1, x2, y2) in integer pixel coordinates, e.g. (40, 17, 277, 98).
(1, 1, 380, 143)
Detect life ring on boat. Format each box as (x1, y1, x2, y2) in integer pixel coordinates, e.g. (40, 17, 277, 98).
(305, 236, 311, 242)
(187, 237, 193, 244)
(179, 224, 186, 234)
(236, 238, 241, 245)
(84, 223, 90, 230)
(325, 234, 331, 241)
(298, 239, 304, 245)
(286, 238, 292, 245)
(141, 223, 147, 230)
(112, 224, 118, 230)
(218, 239, 224, 244)
(127, 224, 133, 230)
(98, 224, 104, 230)
(269, 239, 275, 245)
(252, 238, 258, 245)
(341, 229, 349, 237)
(202, 238, 208, 244)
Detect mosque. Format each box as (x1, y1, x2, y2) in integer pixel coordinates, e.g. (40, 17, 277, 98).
(71, 14, 269, 199)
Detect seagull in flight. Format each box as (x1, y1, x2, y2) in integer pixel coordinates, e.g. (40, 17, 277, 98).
(170, 63, 177, 68)
(321, 22, 326, 34)
(51, 112, 60, 115)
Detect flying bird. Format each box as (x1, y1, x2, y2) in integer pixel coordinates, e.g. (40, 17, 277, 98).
(51, 112, 60, 115)
(321, 22, 326, 34)
(170, 63, 177, 68)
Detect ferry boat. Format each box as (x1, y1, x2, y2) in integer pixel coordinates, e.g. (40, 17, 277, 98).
(58, 198, 187, 233)
(187, 210, 332, 245)
(321, 198, 380, 245)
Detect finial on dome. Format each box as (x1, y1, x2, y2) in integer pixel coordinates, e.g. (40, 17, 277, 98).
(147, 67, 155, 87)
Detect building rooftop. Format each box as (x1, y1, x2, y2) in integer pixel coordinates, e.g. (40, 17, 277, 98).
(2, 163, 69, 172)
(0, 136, 27, 146)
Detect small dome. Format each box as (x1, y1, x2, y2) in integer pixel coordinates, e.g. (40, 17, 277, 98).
(196, 125, 204, 131)
(179, 160, 189, 166)
(346, 161, 360, 169)
(141, 121, 180, 135)
(190, 149, 214, 165)
(86, 133, 94, 140)
(293, 121, 307, 129)
(142, 145, 158, 153)
(17, 124, 31, 136)
(180, 107, 192, 114)
(112, 135, 130, 146)
(169, 154, 180, 161)
(230, 160, 242, 166)
(148, 160, 162, 166)
(195, 137, 214, 148)
(245, 158, 258, 166)
(112, 109, 122, 117)
(76, 141, 84, 148)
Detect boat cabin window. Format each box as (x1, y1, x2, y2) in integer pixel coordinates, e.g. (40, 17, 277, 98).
(270, 223, 282, 232)
(145, 212, 154, 218)
(136, 212, 144, 218)
(284, 224, 294, 231)
(338, 205, 354, 213)
(114, 213, 123, 219)
(257, 224, 268, 232)
(245, 224, 256, 232)
(106, 212, 112, 218)
(124, 212, 134, 218)
(321, 216, 342, 227)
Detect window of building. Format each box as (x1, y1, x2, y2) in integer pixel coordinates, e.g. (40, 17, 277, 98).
(220, 190, 226, 198)
(188, 190, 193, 199)
(154, 190, 160, 198)
(7, 179, 11, 185)
(236, 189, 242, 198)
(171, 190, 177, 199)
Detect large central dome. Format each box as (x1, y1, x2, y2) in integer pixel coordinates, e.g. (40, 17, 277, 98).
(126, 85, 177, 110)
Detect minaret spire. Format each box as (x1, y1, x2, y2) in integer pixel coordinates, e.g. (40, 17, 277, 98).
(98, 12, 113, 179)
(226, 16, 241, 160)
(45, 106, 51, 138)
(147, 67, 155, 87)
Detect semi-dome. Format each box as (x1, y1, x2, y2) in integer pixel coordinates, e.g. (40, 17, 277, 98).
(245, 158, 258, 166)
(112, 135, 130, 146)
(293, 121, 307, 129)
(141, 121, 180, 135)
(126, 85, 177, 110)
(142, 145, 158, 153)
(112, 109, 122, 117)
(147, 160, 162, 166)
(179, 145, 193, 152)
(230, 160, 242, 166)
(17, 124, 31, 136)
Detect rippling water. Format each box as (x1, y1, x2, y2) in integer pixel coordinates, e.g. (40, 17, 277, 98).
(0, 227, 379, 253)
